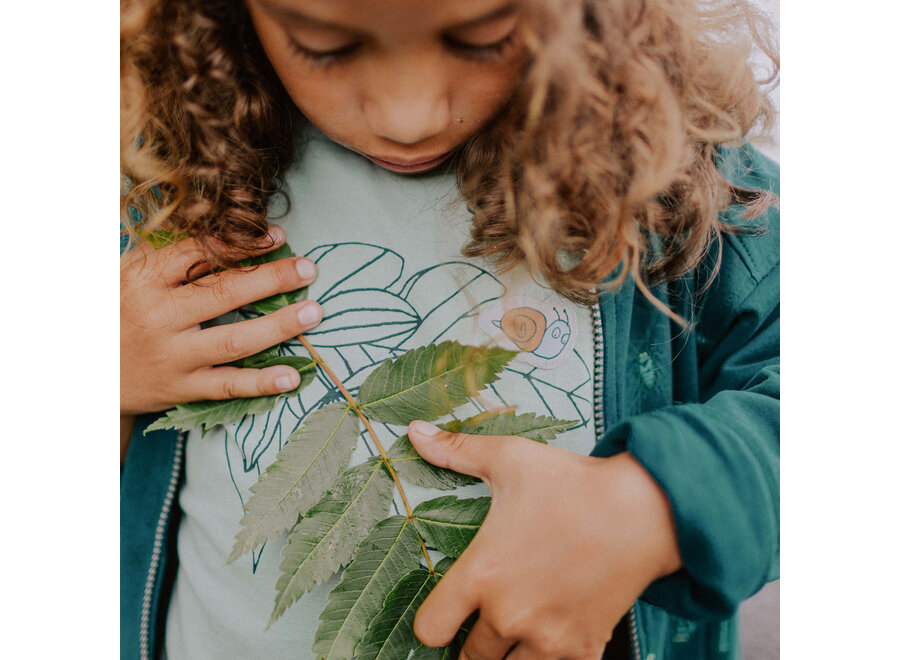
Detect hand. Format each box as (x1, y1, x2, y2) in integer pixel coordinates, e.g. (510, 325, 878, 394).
(120, 225, 322, 416)
(407, 421, 683, 660)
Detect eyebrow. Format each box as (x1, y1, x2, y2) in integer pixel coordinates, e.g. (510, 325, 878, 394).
(257, 0, 519, 32)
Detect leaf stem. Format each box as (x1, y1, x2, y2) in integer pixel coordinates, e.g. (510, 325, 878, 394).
(298, 334, 435, 573)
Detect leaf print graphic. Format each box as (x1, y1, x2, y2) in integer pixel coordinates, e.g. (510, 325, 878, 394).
(304, 289, 419, 347)
(396, 262, 505, 348)
(224, 426, 269, 571)
(306, 243, 405, 303)
(238, 399, 293, 472)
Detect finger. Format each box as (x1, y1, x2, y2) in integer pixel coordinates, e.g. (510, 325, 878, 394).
(172, 253, 317, 325)
(182, 300, 323, 368)
(157, 225, 288, 285)
(458, 616, 516, 660)
(407, 421, 511, 483)
(184, 363, 306, 401)
(414, 561, 480, 649)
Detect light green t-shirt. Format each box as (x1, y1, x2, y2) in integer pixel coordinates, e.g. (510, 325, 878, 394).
(165, 127, 601, 659)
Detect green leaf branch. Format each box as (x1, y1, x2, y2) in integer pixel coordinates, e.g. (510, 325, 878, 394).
(226, 334, 577, 658)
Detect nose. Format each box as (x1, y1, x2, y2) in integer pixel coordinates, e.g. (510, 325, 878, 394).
(362, 53, 452, 146)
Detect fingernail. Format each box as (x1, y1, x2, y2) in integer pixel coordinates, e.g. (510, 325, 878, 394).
(275, 372, 298, 391)
(411, 421, 440, 437)
(295, 258, 316, 280)
(298, 302, 322, 325)
(267, 225, 284, 243)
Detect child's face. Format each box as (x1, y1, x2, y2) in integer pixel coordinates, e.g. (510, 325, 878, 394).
(247, 0, 527, 174)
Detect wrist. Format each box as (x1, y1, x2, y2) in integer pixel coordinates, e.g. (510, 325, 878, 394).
(604, 451, 683, 579)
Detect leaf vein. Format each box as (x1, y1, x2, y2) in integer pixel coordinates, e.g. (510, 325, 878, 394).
(248, 404, 354, 534)
(276, 462, 384, 609)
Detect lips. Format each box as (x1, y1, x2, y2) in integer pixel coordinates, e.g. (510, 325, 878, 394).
(364, 149, 454, 173)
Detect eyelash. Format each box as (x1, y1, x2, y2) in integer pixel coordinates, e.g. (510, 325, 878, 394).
(442, 33, 516, 62)
(286, 32, 516, 68)
(286, 40, 359, 68)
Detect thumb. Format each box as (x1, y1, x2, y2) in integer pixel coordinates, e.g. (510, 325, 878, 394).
(407, 420, 503, 483)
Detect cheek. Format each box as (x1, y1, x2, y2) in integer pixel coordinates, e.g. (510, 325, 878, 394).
(247, 21, 357, 133)
(452, 53, 527, 124)
(274, 67, 366, 141)
(282, 77, 356, 130)
(466, 77, 515, 117)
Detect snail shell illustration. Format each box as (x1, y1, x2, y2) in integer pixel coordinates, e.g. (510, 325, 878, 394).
(492, 307, 546, 352)
(492, 306, 572, 360)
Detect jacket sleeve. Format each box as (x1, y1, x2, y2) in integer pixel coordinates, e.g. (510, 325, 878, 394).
(596, 144, 780, 621)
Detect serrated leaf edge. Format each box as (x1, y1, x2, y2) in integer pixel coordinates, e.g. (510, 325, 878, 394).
(358, 342, 515, 413)
(226, 403, 357, 563)
(314, 516, 421, 659)
(269, 461, 390, 627)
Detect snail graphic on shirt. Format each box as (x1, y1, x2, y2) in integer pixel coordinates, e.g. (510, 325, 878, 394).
(492, 306, 572, 360)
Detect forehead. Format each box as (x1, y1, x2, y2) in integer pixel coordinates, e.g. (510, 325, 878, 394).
(259, 0, 520, 35)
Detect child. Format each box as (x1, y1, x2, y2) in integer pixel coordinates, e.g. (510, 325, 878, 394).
(120, 1, 779, 659)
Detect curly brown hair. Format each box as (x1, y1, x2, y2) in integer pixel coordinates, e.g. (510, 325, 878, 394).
(121, 0, 777, 306)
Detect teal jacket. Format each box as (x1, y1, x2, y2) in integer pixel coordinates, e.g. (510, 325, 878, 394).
(121, 145, 779, 660)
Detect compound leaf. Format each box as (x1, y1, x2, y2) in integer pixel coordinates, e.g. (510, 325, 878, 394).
(200, 330, 580, 659)
(145, 356, 317, 434)
(412, 496, 491, 558)
(227, 403, 360, 563)
(270, 461, 394, 626)
(313, 516, 422, 659)
(357, 341, 516, 425)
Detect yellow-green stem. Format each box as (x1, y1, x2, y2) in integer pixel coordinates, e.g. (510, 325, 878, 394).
(297, 334, 435, 573)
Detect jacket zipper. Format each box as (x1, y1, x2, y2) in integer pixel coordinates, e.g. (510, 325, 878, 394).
(139, 432, 186, 660)
(591, 301, 641, 660)
(627, 606, 641, 660)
